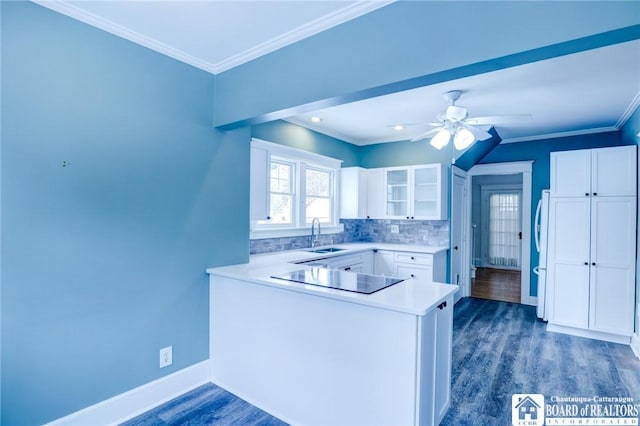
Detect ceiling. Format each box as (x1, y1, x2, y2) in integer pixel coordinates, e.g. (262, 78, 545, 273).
(288, 40, 640, 145)
(37, 1, 640, 146)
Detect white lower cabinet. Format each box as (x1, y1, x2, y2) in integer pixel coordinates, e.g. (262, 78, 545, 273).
(209, 272, 456, 426)
(588, 196, 636, 336)
(395, 251, 447, 284)
(326, 252, 374, 274)
(434, 295, 454, 425)
(374, 250, 396, 276)
(547, 196, 636, 339)
(373, 249, 448, 283)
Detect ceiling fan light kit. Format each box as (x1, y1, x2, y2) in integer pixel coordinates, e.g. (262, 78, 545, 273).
(413, 89, 530, 149)
(430, 129, 451, 149)
(454, 127, 475, 150)
(429, 126, 475, 151)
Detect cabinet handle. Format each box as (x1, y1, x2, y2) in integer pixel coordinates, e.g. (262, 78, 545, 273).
(266, 216, 271, 220)
(411, 216, 414, 219)
(344, 267, 351, 271)
(593, 192, 597, 196)
(585, 193, 589, 196)
(410, 274, 415, 278)
(438, 301, 447, 310)
(584, 262, 588, 265)
(591, 262, 596, 266)
(406, 216, 410, 219)
(411, 256, 415, 260)
(454, 246, 459, 250)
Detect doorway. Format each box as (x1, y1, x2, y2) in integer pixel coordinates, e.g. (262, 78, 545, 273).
(462, 161, 534, 306)
(471, 175, 523, 303)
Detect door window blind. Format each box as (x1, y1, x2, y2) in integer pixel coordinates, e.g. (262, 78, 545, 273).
(488, 193, 521, 267)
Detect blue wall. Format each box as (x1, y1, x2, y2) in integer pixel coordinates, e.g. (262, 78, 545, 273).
(252, 120, 360, 167)
(479, 132, 631, 297)
(1, 3, 249, 424)
(620, 105, 640, 336)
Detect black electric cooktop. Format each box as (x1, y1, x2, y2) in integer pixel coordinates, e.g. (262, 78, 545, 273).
(271, 268, 405, 294)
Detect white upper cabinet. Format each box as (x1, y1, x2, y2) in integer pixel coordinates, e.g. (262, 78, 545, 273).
(385, 168, 409, 218)
(550, 149, 591, 197)
(339, 163, 448, 220)
(591, 146, 637, 197)
(551, 145, 637, 197)
(366, 169, 385, 219)
(413, 165, 446, 219)
(382, 164, 448, 220)
(340, 167, 368, 219)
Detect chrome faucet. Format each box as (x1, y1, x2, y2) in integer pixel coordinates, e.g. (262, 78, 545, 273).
(310, 217, 321, 248)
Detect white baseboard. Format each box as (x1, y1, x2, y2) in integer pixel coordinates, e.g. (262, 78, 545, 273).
(546, 323, 631, 345)
(45, 360, 211, 426)
(631, 333, 640, 359)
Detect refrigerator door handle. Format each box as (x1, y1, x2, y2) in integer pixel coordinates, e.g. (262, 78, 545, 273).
(534, 198, 542, 252)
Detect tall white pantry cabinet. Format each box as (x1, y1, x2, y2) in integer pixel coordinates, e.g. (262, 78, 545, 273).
(547, 145, 637, 343)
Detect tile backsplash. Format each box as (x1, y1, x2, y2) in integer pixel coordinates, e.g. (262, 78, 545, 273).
(250, 219, 449, 254)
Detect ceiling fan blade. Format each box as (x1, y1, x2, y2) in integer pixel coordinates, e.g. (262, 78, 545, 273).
(411, 128, 442, 142)
(463, 114, 532, 125)
(462, 124, 492, 141)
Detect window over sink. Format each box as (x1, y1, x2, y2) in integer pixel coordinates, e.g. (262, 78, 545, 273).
(251, 138, 343, 239)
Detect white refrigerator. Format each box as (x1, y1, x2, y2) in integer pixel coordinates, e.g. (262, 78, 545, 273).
(533, 190, 550, 320)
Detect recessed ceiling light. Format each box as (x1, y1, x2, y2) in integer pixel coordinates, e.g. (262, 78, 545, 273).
(393, 125, 404, 131)
(310, 116, 323, 123)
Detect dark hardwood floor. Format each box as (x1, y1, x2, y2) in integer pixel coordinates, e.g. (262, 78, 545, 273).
(471, 267, 521, 303)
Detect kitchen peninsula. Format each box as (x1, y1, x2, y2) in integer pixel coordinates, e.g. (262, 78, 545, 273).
(206, 243, 456, 426)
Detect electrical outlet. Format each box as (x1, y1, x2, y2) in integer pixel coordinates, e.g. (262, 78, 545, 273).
(390, 224, 399, 234)
(159, 346, 173, 368)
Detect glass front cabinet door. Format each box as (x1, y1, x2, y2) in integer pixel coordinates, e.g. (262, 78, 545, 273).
(385, 168, 409, 218)
(413, 165, 440, 219)
(383, 164, 447, 220)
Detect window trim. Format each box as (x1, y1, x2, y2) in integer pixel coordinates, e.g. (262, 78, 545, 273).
(250, 138, 343, 239)
(304, 165, 334, 225)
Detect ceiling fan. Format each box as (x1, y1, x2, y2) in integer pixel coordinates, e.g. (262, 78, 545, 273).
(410, 90, 531, 150)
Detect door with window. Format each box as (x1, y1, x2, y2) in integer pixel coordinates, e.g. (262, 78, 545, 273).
(485, 190, 522, 268)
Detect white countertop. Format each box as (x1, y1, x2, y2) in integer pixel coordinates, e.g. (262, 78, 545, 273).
(207, 242, 455, 316)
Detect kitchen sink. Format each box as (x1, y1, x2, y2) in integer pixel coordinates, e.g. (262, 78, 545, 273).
(308, 247, 346, 254)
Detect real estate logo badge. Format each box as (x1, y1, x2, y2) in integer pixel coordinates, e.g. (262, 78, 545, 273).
(512, 394, 545, 426)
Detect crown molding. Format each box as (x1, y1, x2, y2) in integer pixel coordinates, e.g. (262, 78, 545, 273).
(500, 126, 619, 144)
(212, 1, 395, 74)
(615, 91, 640, 129)
(32, 0, 218, 74)
(32, 0, 394, 75)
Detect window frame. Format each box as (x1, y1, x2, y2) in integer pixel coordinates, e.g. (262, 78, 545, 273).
(303, 165, 334, 225)
(251, 138, 343, 239)
(267, 157, 297, 227)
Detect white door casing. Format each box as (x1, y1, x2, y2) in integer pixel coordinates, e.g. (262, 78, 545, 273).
(465, 161, 535, 306)
(450, 166, 467, 303)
